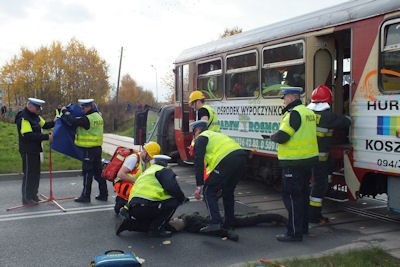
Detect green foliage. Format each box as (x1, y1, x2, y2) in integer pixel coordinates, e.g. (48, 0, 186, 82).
(0, 38, 110, 119)
(115, 111, 158, 143)
(248, 247, 400, 267)
(0, 121, 81, 174)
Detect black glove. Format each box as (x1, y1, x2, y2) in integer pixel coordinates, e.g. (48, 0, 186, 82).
(119, 206, 129, 219)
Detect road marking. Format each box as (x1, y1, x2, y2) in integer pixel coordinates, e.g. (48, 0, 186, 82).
(0, 204, 114, 222)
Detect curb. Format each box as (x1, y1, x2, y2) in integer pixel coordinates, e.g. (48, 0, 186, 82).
(0, 170, 82, 181)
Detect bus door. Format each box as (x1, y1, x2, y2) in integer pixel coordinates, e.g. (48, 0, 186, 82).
(174, 64, 192, 161)
(307, 36, 335, 97)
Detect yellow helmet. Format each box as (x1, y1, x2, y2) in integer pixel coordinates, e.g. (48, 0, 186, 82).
(143, 141, 161, 159)
(189, 90, 206, 104)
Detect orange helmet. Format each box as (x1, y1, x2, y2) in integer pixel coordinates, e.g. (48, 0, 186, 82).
(143, 141, 161, 159)
(311, 85, 332, 104)
(189, 90, 206, 104)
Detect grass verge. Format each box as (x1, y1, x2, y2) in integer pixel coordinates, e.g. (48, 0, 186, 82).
(248, 247, 400, 267)
(1, 120, 82, 174)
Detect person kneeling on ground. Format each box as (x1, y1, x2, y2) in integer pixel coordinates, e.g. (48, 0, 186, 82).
(115, 155, 188, 238)
(113, 141, 161, 215)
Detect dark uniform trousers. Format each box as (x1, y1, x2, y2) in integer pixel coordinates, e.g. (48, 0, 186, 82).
(21, 151, 41, 202)
(203, 150, 246, 228)
(126, 198, 180, 232)
(311, 160, 330, 199)
(80, 146, 108, 199)
(281, 166, 311, 237)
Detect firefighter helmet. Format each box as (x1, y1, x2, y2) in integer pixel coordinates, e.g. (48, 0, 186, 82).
(189, 90, 206, 104)
(311, 85, 332, 104)
(143, 141, 161, 159)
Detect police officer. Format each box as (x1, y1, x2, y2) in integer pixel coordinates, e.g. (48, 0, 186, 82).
(15, 98, 55, 204)
(270, 87, 318, 242)
(115, 155, 187, 237)
(307, 85, 351, 224)
(113, 141, 161, 214)
(61, 99, 108, 203)
(189, 90, 220, 132)
(191, 120, 246, 240)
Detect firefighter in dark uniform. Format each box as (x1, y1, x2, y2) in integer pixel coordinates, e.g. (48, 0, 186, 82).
(61, 99, 108, 203)
(191, 120, 246, 240)
(115, 155, 187, 237)
(307, 85, 351, 224)
(270, 87, 318, 242)
(15, 98, 55, 204)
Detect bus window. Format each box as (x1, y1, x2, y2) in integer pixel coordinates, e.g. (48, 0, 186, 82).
(262, 41, 305, 97)
(225, 50, 259, 98)
(380, 20, 400, 93)
(197, 59, 223, 100)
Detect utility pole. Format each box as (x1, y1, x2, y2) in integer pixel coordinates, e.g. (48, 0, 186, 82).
(151, 64, 158, 102)
(116, 46, 123, 104)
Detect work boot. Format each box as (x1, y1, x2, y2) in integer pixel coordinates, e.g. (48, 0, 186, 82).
(32, 195, 41, 202)
(147, 230, 172, 238)
(115, 219, 131, 236)
(276, 233, 302, 242)
(95, 195, 108, 201)
(221, 228, 239, 242)
(74, 196, 90, 203)
(199, 224, 221, 233)
(309, 216, 329, 225)
(22, 199, 38, 205)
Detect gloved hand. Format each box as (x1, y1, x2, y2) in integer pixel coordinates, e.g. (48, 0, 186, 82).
(119, 206, 129, 219)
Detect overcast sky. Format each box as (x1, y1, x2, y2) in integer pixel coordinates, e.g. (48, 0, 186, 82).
(0, 0, 350, 101)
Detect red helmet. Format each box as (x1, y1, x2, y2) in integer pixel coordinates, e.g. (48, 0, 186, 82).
(311, 85, 332, 104)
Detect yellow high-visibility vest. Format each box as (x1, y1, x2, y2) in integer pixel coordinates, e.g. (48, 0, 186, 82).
(199, 130, 241, 176)
(277, 105, 318, 160)
(128, 164, 172, 202)
(203, 105, 220, 132)
(75, 112, 103, 147)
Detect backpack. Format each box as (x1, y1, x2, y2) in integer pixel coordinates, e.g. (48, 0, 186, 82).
(101, 146, 138, 182)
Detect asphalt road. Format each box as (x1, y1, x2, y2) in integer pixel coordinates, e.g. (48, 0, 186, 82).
(1, 165, 400, 267)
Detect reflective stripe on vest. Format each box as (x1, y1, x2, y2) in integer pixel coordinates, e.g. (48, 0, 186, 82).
(75, 112, 103, 147)
(128, 164, 172, 202)
(316, 126, 333, 137)
(203, 105, 220, 132)
(309, 196, 323, 207)
(199, 130, 241, 176)
(277, 105, 318, 160)
(20, 116, 45, 135)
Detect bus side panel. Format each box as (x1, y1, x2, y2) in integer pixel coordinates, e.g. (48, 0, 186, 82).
(351, 15, 400, 200)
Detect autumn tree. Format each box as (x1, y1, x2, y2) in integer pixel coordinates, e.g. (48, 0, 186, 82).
(117, 74, 156, 107)
(0, 38, 110, 115)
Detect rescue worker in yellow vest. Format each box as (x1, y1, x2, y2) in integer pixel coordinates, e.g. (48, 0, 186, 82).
(270, 87, 318, 242)
(191, 120, 246, 241)
(61, 99, 108, 203)
(113, 141, 161, 214)
(307, 85, 351, 224)
(115, 155, 187, 237)
(188, 90, 220, 157)
(189, 90, 220, 132)
(15, 98, 55, 205)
